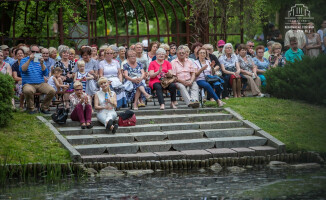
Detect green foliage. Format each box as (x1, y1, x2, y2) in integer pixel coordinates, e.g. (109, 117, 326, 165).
(0, 73, 14, 127)
(264, 55, 326, 105)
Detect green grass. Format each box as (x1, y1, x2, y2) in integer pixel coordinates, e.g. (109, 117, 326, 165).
(0, 112, 71, 164)
(206, 98, 326, 153)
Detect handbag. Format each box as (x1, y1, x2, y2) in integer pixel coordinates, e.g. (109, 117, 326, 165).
(199, 61, 221, 84)
(51, 108, 68, 124)
(118, 113, 136, 126)
(160, 72, 176, 88)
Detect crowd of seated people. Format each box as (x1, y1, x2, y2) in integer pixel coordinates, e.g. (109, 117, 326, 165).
(1, 20, 325, 129)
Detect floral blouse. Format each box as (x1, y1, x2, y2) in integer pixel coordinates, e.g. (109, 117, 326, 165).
(253, 57, 270, 71)
(123, 62, 143, 78)
(269, 54, 286, 67)
(69, 92, 92, 111)
(54, 60, 76, 76)
(237, 55, 255, 73)
(218, 54, 238, 72)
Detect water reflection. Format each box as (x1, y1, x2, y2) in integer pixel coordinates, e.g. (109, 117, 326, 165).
(0, 166, 325, 199)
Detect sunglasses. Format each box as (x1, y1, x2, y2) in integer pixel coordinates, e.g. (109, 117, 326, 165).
(31, 50, 39, 53)
(248, 45, 255, 48)
(218, 46, 224, 48)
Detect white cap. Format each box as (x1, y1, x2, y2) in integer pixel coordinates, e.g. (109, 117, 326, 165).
(142, 39, 148, 48)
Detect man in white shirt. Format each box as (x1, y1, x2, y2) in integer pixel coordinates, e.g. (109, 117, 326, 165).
(284, 20, 306, 50)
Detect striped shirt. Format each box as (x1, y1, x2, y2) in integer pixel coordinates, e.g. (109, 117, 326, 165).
(19, 57, 48, 85)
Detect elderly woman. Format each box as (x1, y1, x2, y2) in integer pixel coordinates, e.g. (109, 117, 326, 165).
(149, 48, 177, 110)
(147, 41, 160, 62)
(0, 50, 12, 75)
(135, 42, 149, 72)
(69, 48, 76, 62)
(269, 42, 286, 68)
(116, 46, 126, 65)
(69, 81, 93, 129)
(91, 45, 98, 60)
(152, 43, 172, 62)
(123, 50, 152, 110)
(189, 42, 203, 60)
(253, 45, 270, 86)
(53, 45, 76, 85)
(194, 47, 225, 106)
(237, 44, 264, 97)
(11, 48, 25, 109)
(94, 77, 118, 133)
(305, 22, 322, 58)
(49, 47, 58, 61)
(218, 43, 242, 98)
(99, 47, 127, 109)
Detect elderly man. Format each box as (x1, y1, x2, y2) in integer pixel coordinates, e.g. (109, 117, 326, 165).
(41, 48, 55, 77)
(246, 41, 256, 57)
(284, 20, 306, 50)
(20, 45, 55, 114)
(171, 45, 199, 108)
(1, 45, 16, 66)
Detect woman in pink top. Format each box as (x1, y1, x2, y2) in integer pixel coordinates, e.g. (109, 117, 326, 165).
(148, 48, 177, 110)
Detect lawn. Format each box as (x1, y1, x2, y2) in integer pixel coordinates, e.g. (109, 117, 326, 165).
(0, 112, 71, 164)
(206, 98, 326, 154)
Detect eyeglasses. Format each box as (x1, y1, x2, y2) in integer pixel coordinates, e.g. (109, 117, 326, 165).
(199, 52, 206, 54)
(74, 89, 83, 91)
(218, 46, 224, 48)
(106, 52, 114, 55)
(31, 51, 39, 53)
(248, 45, 254, 48)
(178, 52, 185, 54)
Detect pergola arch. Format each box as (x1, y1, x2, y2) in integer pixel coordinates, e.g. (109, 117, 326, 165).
(1, 0, 243, 48)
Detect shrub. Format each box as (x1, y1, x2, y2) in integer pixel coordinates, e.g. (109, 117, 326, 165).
(264, 54, 326, 105)
(0, 73, 15, 127)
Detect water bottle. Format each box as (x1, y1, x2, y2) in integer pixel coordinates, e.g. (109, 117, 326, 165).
(105, 92, 109, 103)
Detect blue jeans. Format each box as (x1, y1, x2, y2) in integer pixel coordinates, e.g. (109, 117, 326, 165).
(258, 75, 266, 86)
(196, 80, 221, 100)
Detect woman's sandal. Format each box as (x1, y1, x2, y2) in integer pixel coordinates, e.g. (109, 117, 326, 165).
(81, 124, 86, 129)
(112, 124, 119, 134)
(106, 120, 113, 133)
(86, 123, 93, 129)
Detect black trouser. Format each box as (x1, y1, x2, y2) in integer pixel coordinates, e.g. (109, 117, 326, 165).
(153, 82, 177, 105)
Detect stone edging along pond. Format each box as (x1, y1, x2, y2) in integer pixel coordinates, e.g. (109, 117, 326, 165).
(0, 151, 324, 180)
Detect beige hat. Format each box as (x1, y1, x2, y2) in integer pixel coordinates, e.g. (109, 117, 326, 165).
(1, 45, 9, 50)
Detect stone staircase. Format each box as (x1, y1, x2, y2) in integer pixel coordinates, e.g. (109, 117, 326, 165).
(48, 99, 284, 163)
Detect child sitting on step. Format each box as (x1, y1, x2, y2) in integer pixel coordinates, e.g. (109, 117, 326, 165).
(74, 60, 94, 92)
(48, 67, 70, 108)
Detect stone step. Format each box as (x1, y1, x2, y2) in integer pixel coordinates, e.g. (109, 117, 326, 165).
(81, 146, 278, 162)
(62, 108, 223, 118)
(52, 113, 233, 127)
(66, 127, 255, 145)
(203, 128, 254, 138)
(66, 129, 206, 145)
(74, 136, 266, 155)
(59, 120, 243, 136)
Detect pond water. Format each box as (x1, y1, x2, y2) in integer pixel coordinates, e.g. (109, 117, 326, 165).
(1, 166, 326, 199)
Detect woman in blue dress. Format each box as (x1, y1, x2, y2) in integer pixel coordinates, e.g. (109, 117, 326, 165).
(123, 50, 152, 110)
(253, 45, 270, 86)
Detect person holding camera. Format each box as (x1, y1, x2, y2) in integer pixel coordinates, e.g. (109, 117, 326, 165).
(69, 81, 93, 129)
(20, 44, 55, 114)
(269, 42, 286, 68)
